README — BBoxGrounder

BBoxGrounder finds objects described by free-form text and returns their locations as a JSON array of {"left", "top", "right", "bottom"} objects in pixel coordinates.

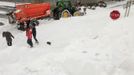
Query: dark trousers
[
  {"left": 7, "top": 41, "right": 12, "bottom": 46},
  {"left": 33, "top": 33, "right": 38, "bottom": 43},
  {"left": 27, "top": 39, "right": 33, "bottom": 47}
]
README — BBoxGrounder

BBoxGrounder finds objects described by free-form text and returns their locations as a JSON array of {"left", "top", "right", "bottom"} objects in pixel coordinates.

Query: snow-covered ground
[{"left": 0, "top": 1, "right": 134, "bottom": 75}]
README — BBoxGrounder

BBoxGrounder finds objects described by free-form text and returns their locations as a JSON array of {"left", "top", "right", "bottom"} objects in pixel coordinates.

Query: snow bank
[
  {"left": 0, "top": 11, "right": 8, "bottom": 14},
  {"left": 0, "top": 1, "right": 15, "bottom": 7}
]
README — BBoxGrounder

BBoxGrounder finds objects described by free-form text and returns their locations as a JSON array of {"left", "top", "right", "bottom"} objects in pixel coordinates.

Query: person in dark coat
[
  {"left": 32, "top": 26, "right": 39, "bottom": 43},
  {"left": 29, "top": 20, "right": 39, "bottom": 43},
  {"left": 2, "top": 31, "right": 14, "bottom": 46}
]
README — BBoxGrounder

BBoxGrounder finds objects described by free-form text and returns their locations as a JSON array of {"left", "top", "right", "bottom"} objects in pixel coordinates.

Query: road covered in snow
[{"left": 0, "top": 1, "right": 134, "bottom": 75}]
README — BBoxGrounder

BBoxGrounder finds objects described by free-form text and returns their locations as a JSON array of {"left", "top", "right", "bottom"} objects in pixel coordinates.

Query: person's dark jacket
[
  {"left": 29, "top": 20, "right": 37, "bottom": 35},
  {"left": 2, "top": 31, "right": 14, "bottom": 42},
  {"left": 29, "top": 20, "right": 39, "bottom": 43}
]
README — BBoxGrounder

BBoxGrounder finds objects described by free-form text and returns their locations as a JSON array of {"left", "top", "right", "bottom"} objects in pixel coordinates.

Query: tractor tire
[
  {"left": 61, "top": 9, "right": 71, "bottom": 18},
  {"left": 73, "top": 11, "right": 81, "bottom": 16},
  {"left": 7, "top": 12, "right": 16, "bottom": 24},
  {"left": 8, "top": 15, "right": 16, "bottom": 24},
  {"left": 53, "top": 12, "right": 60, "bottom": 20}
]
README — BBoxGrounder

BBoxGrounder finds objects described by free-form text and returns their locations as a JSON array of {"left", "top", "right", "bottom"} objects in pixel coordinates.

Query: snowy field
[{"left": 0, "top": 1, "right": 134, "bottom": 75}]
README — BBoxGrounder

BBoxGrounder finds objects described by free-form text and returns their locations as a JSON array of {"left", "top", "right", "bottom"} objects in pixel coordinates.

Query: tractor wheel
[
  {"left": 61, "top": 9, "right": 71, "bottom": 18},
  {"left": 7, "top": 12, "right": 16, "bottom": 24},
  {"left": 8, "top": 15, "right": 15, "bottom": 24},
  {"left": 73, "top": 11, "right": 81, "bottom": 16}
]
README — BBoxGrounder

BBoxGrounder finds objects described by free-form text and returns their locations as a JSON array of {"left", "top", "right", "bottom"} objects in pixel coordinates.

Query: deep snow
[{"left": 0, "top": 1, "right": 134, "bottom": 75}]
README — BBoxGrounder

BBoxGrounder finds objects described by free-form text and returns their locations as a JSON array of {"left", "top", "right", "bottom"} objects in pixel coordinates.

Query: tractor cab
[{"left": 56, "top": 0, "right": 72, "bottom": 9}]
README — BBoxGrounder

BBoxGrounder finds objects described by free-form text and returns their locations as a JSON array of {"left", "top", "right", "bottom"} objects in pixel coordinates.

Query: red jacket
[{"left": 26, "top": 28, "right": 32, "bottom": 39}]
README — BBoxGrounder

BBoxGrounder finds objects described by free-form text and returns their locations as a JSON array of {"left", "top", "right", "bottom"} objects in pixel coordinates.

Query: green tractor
[{"left": 52, "top": 0, "right": 80, "bottom": 20}]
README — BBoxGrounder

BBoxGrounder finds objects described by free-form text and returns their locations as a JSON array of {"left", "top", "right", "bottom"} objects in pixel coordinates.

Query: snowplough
[
  {"left": 7, "top": 2, "right": 51, "bottom": 24},
  {"left": 7, "top": 2, "right": 51, "bottom": 30}
]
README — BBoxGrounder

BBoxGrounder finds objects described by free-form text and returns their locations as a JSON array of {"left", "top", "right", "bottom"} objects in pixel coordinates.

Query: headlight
[{"left": 14, "top": 9, "right": 21, "bottom": 13}]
